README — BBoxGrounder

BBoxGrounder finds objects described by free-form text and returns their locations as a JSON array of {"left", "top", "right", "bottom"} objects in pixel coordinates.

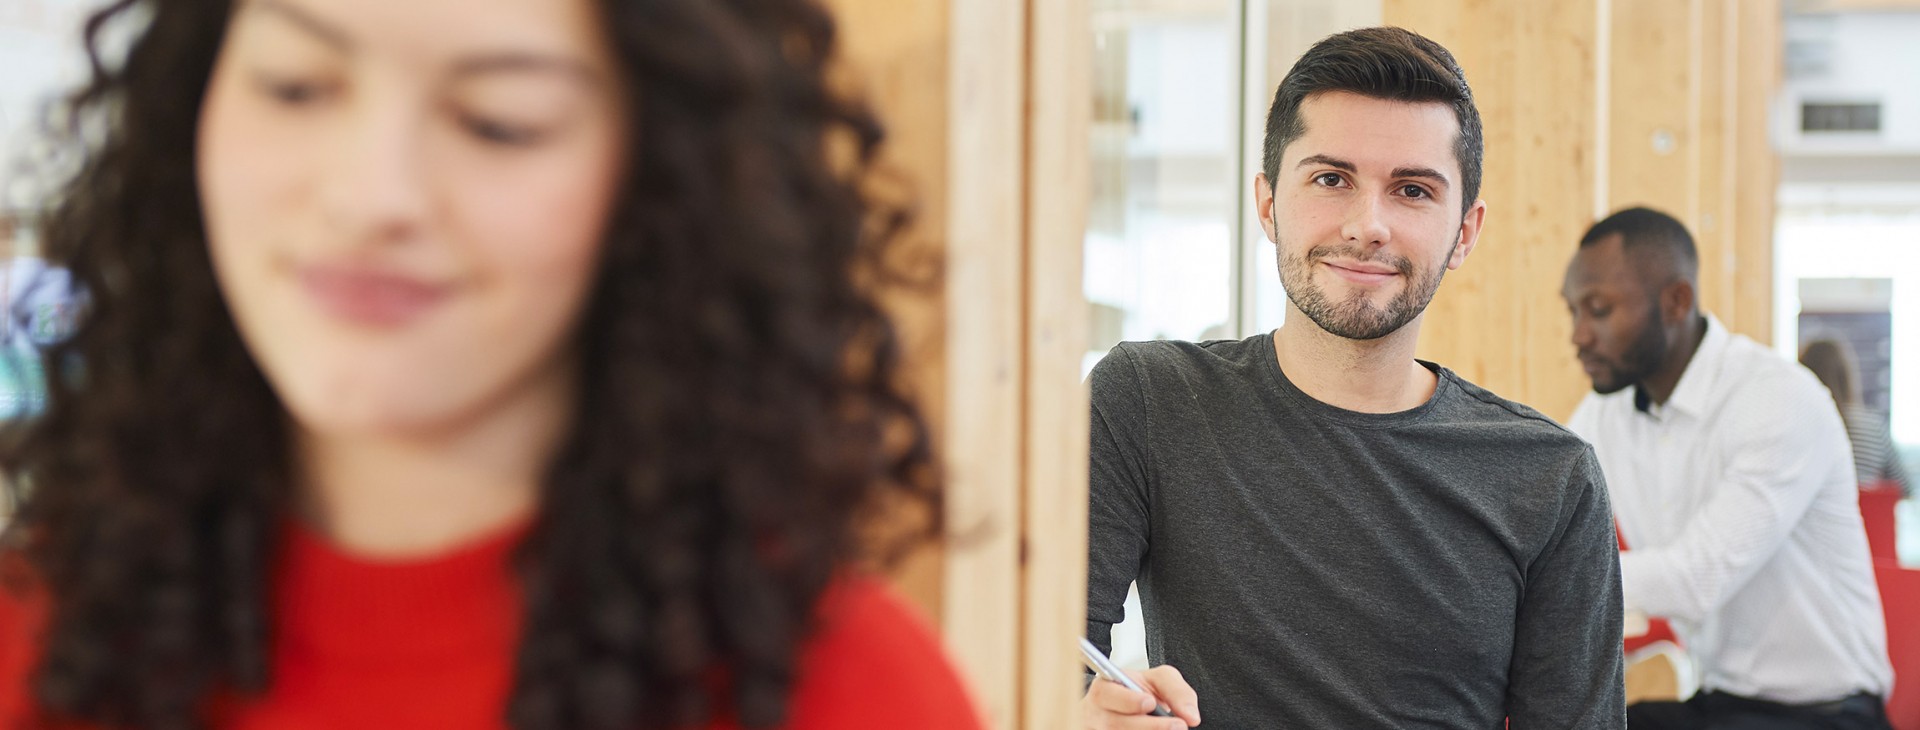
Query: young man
[
  {"left": 1563, "top": 207, "right": 1893, "bottom": 730},
  {"left": 1083, "top": 27, "right": 1625, "bottom": 729}
]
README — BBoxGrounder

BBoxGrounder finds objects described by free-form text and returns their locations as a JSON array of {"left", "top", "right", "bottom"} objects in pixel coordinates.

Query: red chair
[
  {"left": 1619, "top": 523, "right": 1680, "bottom": 655},
  {"left": 1878, "top": 560, "right": 1920, "bottom": 729},
  {"left": 1862, "top": 488, "right": 1903, "bottom": 562},
  {"left": 1625, "top": 618, "right": 1679, "bottom": 656}
]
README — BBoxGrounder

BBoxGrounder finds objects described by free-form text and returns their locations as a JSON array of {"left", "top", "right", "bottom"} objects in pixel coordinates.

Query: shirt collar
[{"left": 1635, "top": 314, "right": 1727, "bottom": 420}]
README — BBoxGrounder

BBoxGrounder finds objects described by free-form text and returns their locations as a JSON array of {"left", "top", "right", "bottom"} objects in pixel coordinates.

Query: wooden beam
[
  {"left": 1733, "top": 0, "right": 1782, "bottom": 345},
  {"left": 1022, "top": 0, "right": 1091, "bottom": 725},
  {"left": 942, "top": 0, "right": 1026, "bottom": 724},
  {"left": 1610, "top": 0, "right": 1702, "bottom": 225}
]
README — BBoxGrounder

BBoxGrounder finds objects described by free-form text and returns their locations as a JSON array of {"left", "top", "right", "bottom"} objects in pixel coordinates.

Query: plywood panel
[
  {"left": 1022, "top": 0, "right": 1091, "bottom": 725},
  {"left": 830, "top": 0, "right": 1096, "bottom": 726},
  {"left": 1697, "top": 0, "right": 1740, "bottom": 330},
  {"left": 1386, "top": 0, "right": 1601, "bottom": 422},
  {"left": 1733, "top": 0, "right": 1781, "bottom": 345},
  {"left": 943, "top": 0, "right": 1027, "bottom": 724},
  {"left": 1607, "top": 0, "right": 1777, "bottom": 345},
  {"left": 1610, "top": 0, "right": 1702, "bottom": 226},
  {"left": 1389, "top": 0, "right": 1781, "bottom": 421},
  {"left": 821, "top": 0, "right": 956, "bottom": 626}
]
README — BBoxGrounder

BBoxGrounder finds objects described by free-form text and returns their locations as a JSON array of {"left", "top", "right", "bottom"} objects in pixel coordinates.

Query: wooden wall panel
[
  {"left": 821, "top": 0, "right": 957, "bottom": 627},
  {"left": 1698, "top": 0, "right": 1740, "bottom": 330},
  {"left": 1022, "top": 0, "right": 1092, "bottom": 725},
  {"left": 1385, "top": 0, "right": 1601, "bottom": 422},
  {"left": 1387, "top": 0, "right": 1781, "bottom": 420},
  {"left": 1733, "top": 0, "right": 1781, "bottom": 345},
  {"left": 939, "top": 0, "right": 1027, "bottom": 724},
  {"left": 1609, "top": 0, "right": 1702, "bottom": 224},
  {"left": 826, "top": 0, "right": 1091, "bottom": 726},
  {"left": 1607, "top": 0, "right": 1779, "bottom": 345}
]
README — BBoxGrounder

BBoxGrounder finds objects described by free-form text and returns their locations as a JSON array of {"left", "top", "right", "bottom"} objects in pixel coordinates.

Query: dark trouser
[{"left": 1629, "top": 691, "right": 1892, "bottom": 730}]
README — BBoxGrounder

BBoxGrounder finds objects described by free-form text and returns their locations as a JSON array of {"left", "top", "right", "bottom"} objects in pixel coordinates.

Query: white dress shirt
[{"left": 1568, "top": 315, "right": 1892, "bottom": 704}]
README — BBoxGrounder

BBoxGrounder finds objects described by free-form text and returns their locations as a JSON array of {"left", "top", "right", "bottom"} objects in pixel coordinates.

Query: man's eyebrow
[
  {"left": 1295, "top": 154, "right": 1355, "bottom": 173},
  {"left": 248, "top": 0, "right": 354, "bottom": 52},
  {"left": 1392, "top": 166, "right": 1451, "bottom": 188}
]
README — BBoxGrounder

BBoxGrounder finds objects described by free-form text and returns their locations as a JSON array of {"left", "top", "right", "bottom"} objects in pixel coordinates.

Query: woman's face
[{"left": 197, "top": 0, "right": 627, "bottom": 438}]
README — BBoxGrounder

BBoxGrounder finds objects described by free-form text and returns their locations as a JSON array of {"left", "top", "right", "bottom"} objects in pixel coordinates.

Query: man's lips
[{"left": 1322, "top": 259, "right": 1399, "bottom": 285}]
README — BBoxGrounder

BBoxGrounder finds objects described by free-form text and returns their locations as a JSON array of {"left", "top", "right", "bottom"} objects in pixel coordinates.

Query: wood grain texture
[
  {"left": 943, "top": 0, "right": 1028, "bottom": 725},
  {"left": 1608, "top": 0, "right": 1779, "bottom": 344},
  {"left": 1384, "top": 0, "right": 1600, "bottom": 422},
  {"left": 1388, "top": 0, "right": 1781, "bottom": 420},
  {"left": 1733, "top": 0, "right": 1781, "bottom": 345},
  {"left": 829, "top": 0, "right": 1094, "bottom": 726},
  {"left": 1698, "top": 0, "right": 1738, "bottom": 331},
  {"left": 821, "top": 0, "right": 958, "bottom": 627},
  {"left": 1610, "top": 0, "right": 1701, "bottom": 225},
  {"left": 1022, "top": 0, "right": 1092, "bottom": 726}
]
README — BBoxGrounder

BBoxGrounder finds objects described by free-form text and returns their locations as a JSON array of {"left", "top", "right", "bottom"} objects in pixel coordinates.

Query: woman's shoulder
[{"left": 779, "top": 576, "right": 985, "bottom": 730}]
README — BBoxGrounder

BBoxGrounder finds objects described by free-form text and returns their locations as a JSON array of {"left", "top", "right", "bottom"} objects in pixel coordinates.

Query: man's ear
[
  {"left": 1253, "top": 173, "right": 1279, "bottom": 244},
  {"left": 1448, "top": 199, "right": 1488, "bottom": 271},
  {"left": 1661, "top": 278, "right": 1696, "bottom": 325}
]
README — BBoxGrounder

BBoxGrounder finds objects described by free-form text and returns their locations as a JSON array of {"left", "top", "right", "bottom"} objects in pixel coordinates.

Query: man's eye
[
  {"left": 1314, "top": 173, "right": 1344, "bottom": 187},
  {"left": 1400, "top": 184, "right": 1429, "bottom": 199}
]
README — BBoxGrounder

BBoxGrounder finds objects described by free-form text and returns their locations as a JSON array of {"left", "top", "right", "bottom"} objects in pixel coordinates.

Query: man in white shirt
[{"left": 1563, "top": 207, "right": 1893, "bottom": 729}]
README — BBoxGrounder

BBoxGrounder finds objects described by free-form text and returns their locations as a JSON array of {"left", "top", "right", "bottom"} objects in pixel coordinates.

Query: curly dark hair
[{"left": 0, "top": 0, "right": 941, "bottom": 728}]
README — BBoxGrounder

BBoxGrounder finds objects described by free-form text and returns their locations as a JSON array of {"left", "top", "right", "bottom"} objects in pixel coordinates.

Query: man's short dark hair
[
  {"left": 1579, "top": 206, "right": 1700, "bottom": 286},
  {"left": 1261, "top": 26, "right": 1483, "bottom": 214}
]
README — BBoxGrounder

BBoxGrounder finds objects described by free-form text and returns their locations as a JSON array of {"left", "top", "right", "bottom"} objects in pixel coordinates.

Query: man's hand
[{"left": 1081, "top": 665, "right": 1201, "bottom": 729}]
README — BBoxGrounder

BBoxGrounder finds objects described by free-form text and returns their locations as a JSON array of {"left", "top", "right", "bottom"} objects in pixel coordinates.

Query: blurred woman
[
  {"left": 0, "top": 0, "right": 982, "bottom": 728},
  {"left": 1801, "top": 338, "right": 1912, "bottom": 496}
]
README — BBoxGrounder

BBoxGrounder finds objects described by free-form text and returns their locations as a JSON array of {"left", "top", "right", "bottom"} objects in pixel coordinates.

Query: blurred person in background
[
  {"left": 1801, "top": 338, "right": 1912, "bottom": 496},
  {"left": 0, "top": 0, "right": 984, "bottom": 728},
  {"left": 1564, "top": 207, "right": 1892, "bottom": 730}
]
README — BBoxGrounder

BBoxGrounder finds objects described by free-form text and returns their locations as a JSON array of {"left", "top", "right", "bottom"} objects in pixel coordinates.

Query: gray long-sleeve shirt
[{"left": 1087, "top": 334, "right": 1625, "bottom": 728}]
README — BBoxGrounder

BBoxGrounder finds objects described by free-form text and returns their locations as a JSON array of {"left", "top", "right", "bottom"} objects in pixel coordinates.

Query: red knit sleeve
[
  {"left": 0, "top": 558, "right": 48, "bottom": 729},
  {"left": 779, "top": 577, "right": 986, "bottom": 730}
]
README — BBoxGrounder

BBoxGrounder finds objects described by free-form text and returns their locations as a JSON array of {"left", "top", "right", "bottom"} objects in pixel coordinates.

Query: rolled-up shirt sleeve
[{"left": 1614, "top": 372, "right": 1847, "bottom": 624}]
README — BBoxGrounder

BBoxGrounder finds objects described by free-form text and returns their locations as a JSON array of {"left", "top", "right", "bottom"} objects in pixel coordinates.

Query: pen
[{"left": 1078, "top": 637, "right": 1174, "bottom": 718}]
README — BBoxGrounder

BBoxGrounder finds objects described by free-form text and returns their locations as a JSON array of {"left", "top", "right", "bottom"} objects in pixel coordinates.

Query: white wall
[
  {"left": 1774, "top": 211, "right": 1920, "bottom": 449},
  {"left": 0, "top": 0, "right": 105, "bottom": 214},
  {"left": 1779, "top": 11, "right": 1920, "bottom": 154}
]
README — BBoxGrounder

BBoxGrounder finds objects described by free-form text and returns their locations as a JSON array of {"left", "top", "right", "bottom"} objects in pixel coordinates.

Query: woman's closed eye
[
  {"left": 457, "top": 113, "right": 552, "bottom": 147},
  {"left": 252, "top": 71, "right": 341, "bottom": 107}
]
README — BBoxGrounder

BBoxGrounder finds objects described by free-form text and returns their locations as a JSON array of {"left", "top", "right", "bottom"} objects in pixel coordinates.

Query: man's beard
[
  {"left": 1584, "top": 308, "right": 1668, "bottom": 394},
  {"left": 1277, "top": 237, "right": 1455, "bottom": 341}
]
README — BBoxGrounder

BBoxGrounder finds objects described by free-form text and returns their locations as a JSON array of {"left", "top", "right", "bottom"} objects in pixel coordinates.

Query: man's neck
[
  {"left": 1271, "top": 309, "right": 1437, "bottom": 414},
  {"left": 1638, "top": 314, "right": 1708, "bottom": 406}
]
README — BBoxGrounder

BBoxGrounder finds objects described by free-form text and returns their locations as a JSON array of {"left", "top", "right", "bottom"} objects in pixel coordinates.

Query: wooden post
[{"left": 824, "top": 0, "right": 1090, "bottom": 726}]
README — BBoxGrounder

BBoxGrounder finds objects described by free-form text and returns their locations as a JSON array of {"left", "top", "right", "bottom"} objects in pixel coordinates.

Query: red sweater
[{"left": 0, "top": 522, "right": 985, "bottom": 730}]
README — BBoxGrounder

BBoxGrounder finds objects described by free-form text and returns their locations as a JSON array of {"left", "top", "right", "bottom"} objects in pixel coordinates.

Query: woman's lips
[{"left": 297, "top": 264, "right": 452, "bottom": 327}]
